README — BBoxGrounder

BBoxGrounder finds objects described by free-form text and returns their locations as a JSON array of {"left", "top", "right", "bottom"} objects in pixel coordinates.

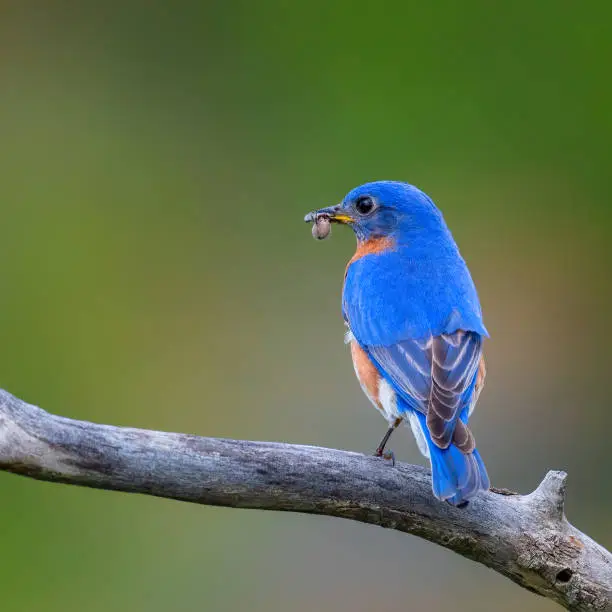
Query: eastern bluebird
[{"left": 305, "top": 181, "right": 490, "bottom": 506}]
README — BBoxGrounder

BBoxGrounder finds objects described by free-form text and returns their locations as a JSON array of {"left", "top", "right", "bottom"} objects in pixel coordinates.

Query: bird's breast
[
  {"left": 350, "top": 339, "right": 400, "bottom": 423},
  {"left": 350, "top": 341, "right": 381, "bottom": 408},
  {"left": 345, "top": 236, "right": 395, "bottom": 278}
]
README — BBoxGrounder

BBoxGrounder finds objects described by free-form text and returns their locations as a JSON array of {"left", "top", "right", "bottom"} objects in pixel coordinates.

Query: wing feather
[{"left": 368, "top": 331, "right": 483, "bottom": 450}]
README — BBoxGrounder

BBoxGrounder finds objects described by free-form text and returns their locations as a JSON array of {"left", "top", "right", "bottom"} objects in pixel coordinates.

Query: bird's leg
[
  {"left": 374, "top": 417, "right": 402, "bottom": 465},
  {"left": 374, "top": 427, "right": 395, "bottom": 456}
]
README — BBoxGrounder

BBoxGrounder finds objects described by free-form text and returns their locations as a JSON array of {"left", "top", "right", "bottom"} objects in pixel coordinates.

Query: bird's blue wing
[
  {"left": 368, "top": 331, "right": 483, "bottom": 450},
  {"left": 366, "top": 338, "right": 432, "bottom": 410}
]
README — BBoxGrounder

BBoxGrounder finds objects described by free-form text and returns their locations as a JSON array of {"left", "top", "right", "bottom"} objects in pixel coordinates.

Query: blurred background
[{"left": 0, "top": 1, "right": 610, "bottom": 610}]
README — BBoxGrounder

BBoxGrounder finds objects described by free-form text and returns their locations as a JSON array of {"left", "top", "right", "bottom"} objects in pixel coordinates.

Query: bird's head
[{"left": 305, "top": 181, "right": 447, "bottom": 244}]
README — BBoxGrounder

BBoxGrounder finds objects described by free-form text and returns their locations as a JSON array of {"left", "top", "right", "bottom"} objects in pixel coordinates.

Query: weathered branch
[{"left": 0, "top": 389, "right": 609, "bottom": 610}]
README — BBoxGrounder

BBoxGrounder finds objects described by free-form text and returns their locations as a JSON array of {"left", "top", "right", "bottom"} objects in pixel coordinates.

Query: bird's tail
[{"left": 414, "top": 411, "right": 489, "bottom": 506}]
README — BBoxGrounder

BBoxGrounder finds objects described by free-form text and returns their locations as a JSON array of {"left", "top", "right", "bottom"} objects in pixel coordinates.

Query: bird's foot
[
  {"left": 446, "top": 499, "right": 469, "bottom": 509},
  {"left": 373, "top": 449, "right": 396, "bottom": 467}
]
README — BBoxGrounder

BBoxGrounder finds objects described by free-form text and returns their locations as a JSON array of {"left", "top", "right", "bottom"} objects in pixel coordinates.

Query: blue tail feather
[{"left": 414, "top": 411, "right": 489, "bottom": 505}]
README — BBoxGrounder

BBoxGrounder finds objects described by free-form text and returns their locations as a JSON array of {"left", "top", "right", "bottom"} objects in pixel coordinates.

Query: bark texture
[{"left": 0, "top": 389, "right": 609, "bottom": 610}]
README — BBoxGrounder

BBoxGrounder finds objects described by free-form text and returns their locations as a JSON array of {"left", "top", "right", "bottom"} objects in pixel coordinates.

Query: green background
[{"left": 1, "top": 2, "right": 610, "bottom": 611}]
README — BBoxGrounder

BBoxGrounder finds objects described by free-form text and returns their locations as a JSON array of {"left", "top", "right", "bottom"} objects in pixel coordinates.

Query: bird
[{"left": 305, "top": 181, "right": 490, "bottom": 506}]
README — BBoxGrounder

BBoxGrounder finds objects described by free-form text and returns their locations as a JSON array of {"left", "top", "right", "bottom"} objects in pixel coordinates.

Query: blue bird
[{"left": 305, "top": 181, "right": 490, "bottom": 506}]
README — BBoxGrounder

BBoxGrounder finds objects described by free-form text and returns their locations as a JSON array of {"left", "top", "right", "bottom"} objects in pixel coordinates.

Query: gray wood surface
[{"left": 0, "top": 388, "right": 609, "bottom": 610}]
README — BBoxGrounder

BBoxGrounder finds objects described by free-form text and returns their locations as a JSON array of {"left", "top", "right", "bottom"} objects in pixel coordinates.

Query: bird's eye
[{"left": 355, "top": 196, "right": 375, "bottom": 215}]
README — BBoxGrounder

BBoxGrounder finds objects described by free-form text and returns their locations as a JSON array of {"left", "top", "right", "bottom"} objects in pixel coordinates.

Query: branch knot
[{"left": 528, "top": 470, "right": 568, "bottom": 521}]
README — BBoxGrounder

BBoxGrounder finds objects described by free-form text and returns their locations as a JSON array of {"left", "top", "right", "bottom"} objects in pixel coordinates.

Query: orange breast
[
  {"left": 350, "top": 340, "right": 382, "bottom": 409},
  {"left": 344, "top": 236, "right": 395, "bottom": 285},
  {"left": 348, "top": 236, "right": 395, "bottom": 266},
  {"left": 475, "top": 355, "right": 486, "bottom": 395}
]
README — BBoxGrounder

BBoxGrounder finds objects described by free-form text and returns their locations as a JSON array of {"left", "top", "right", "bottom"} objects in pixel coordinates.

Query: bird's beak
[{"left": 304, "top": 204, "right": 354, "bottom": 225}]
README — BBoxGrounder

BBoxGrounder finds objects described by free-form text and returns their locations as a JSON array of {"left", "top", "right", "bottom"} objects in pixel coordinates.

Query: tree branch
[{"left": 0, "top": 388, "right": 609, "bottom": 611}]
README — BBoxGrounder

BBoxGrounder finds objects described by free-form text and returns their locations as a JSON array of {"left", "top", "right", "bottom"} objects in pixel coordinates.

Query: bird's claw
[
  {"left": 373, "top": 449, "right": 396, "bottom": 467},
  {"left": 382, "top": 450, "right": 396, "bottom": 466},
  {"left": 446, "top": 499, "right": 470, "bottom": 509}
]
